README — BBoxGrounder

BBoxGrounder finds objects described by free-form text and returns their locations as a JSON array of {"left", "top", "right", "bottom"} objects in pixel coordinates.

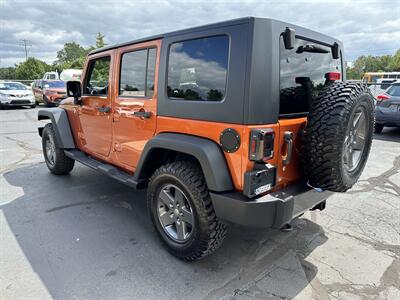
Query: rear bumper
[
  {"left": 375, "top": 107, "right": 400, "bottom": 126},
  {"left": 210, "top": 183, "right": 333, "bottom": 228}
]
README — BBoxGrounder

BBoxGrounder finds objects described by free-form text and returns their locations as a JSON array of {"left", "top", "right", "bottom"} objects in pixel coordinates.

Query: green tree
[
  {"left": 346, "top": 67, "right": 362, "bottom": 80},
  {"left": 95, "top": 32, "right": 106, "bottom": 49},
  {"left": 388, "top": 50, "right": 400, "bottom": 71},
  {"left": 207, "top": 89, "right": 223, "bottom": 100},
  {"left": 55, "top": 42, "right": 88, "bottom": 70},
  {"left": 87, "top": 32, "right": 107, "bottom": 53},
  {"left": 0, "top": 67, "right": 16, "bottom": 80},
  {"left": 56, "top": 42, "right": 87, "bottom": 64},
  {"left": 14, "top": 57, "right": 51, "bottom": 80}
]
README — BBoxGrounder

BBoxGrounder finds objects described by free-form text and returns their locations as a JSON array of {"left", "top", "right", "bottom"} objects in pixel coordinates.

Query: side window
[
  {"left": 146, "top": 48, "right": 156, "bottom": 97},
  {"left": 84, "top": 56, "right": 111, "bottom": 96},
  {"left": 119, "top": 48, "right": 157, "bottom": 98},
  {"left": 167, "top": 35, "right": 229, "bottom": 101}
]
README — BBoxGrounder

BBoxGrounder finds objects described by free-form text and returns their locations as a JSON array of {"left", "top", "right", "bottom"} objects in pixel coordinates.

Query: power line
[{"left": 19, "top": 39, "right": 32, "bottom": 61}]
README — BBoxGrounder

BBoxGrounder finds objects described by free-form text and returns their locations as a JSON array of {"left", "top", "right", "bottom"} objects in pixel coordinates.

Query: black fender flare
[
  {"left": 134, "top": 133, "right": 234, "bottom": 192},
  {"left": 38, "top": 108, "right": 75, "bottom": 149}
]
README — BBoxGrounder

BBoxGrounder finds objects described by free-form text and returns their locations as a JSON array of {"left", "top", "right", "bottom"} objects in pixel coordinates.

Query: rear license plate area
[{"left": 243, "top": 164, "right": 276, "bottom": 198}]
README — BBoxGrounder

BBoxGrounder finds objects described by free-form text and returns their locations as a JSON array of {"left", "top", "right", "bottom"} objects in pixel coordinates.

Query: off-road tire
[
  {"left": 374, "top": 123, "right": 383, "bottom": 134},
  {"left": 302, "top": 82, "right": 374, "bottom": 192},
  {"left": 147, "top": 161, "right": 227, "bottom": 261},
  {"left": 42, "top": 123, "right": 75, "bottom": 175}
]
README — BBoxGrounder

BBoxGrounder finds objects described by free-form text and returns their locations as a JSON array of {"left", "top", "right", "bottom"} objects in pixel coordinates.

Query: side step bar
[{"left": 64, "top": 149, "right": 141, "bottom": 189}]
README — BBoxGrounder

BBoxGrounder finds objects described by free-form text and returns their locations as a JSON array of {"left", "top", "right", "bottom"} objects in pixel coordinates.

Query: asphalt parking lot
[{"left": 1, "top": 106, "right": 399, "bottom": 300}]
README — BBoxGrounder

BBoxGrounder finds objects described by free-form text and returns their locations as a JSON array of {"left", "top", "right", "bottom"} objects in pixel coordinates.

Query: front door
[
  {"left": 79, "top": 52, "right": 114, "bottom": 158},
  {"left": 112, "top": 40, "right": 160, "bottom": 170},
  {"left": 33, "top": 80, "right": 42, "bottom": 101}
]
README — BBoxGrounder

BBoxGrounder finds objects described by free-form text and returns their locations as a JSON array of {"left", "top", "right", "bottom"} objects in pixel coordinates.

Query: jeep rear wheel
[
  {"left": 302, "top": 82, "right": 374, "bottom": 192},
  {"left": 147, "top": 161, "right": 227, "bottom": 261},
  {"left": 42, "top": 123, "right": 75, "bottom": 175}
]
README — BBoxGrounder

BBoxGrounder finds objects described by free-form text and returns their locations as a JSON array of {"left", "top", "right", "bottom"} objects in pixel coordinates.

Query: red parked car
[{"left": 32, "top": 80, "right": 67, "bottom": 107}]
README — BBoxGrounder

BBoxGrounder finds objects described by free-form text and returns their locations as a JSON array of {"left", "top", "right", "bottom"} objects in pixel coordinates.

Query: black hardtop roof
[
  {"left": 89, "top": 17, "right": 252, "bottom": 55},
  {"left": 89, "top": 17, "right": 340, "bottom": 55}
]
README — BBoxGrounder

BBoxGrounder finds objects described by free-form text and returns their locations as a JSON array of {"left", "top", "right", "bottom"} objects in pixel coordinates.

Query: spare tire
[{"left": 302, "top": 82, "right": 374, "bottom": 192}]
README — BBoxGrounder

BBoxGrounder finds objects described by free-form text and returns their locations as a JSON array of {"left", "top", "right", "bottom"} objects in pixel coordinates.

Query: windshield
[
  {"left": 0, "top": 82, "right": 28, "bottom": 90},
  {"left": 44, "top": 81, "right": 66, "bottom": 88},
  {"left": 387, "top": 85, "right": 400, "bottom": 97}
]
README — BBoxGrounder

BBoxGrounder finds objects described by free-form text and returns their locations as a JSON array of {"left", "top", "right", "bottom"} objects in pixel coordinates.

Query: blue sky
[{"left": 0, "top": 0, "right": 399, "bottom": 67}]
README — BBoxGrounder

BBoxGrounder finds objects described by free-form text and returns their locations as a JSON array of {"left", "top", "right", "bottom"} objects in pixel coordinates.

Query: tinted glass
[
  {"left": 0, "top": 82, "right": 28, "bottom": 90},
  {"left": 387, "top": 85, "right": 400, "bottom": 97},
  {"left": 146, "top": 48, "right": 156, "bottom": 97},
  {"left": 280, "top": 37, "right": 342, "bottom": 115},
  {"left": 167, "top": 35, "right": 229, "bottom": 101},
  {"left": 371, "top": 75, "right": 381, "bottom": 83},
  {"left": 119, "top": 48, "right": 157, "bottom": 98},
  {"left": 85, "top": 56, "right": 110, "bottom": 96},
  {"left": 120, "top": 49, "right": 147, "bottom": 97}
]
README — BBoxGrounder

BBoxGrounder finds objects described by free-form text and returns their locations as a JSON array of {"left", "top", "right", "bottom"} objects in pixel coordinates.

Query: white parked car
[
  {"left": 0, "top": 81, "right": 36, "bottom": 109},
  {"left": 42, "top": 72, "right": 59, "bottom": 80}
]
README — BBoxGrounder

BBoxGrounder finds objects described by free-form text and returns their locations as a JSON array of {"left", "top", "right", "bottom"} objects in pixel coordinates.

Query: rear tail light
[
  {"left": 249, "top": 129, "right": 274, "bottom": 161},
  {"left": 376, "top": 94, "right": 390, "bottom": 101},
  {"left": 325, "top": 72, "right": 341, "bottom": 81}
]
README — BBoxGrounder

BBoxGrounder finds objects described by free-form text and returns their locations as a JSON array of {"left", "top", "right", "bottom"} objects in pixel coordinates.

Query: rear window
[
  {"left": 280, "top": 37, "right": 342, "bottom": 116},
  {"left": 167, "top": 35, "right": 229, "bottom": 101},
  {"left": 44, "top": 81, "right": 65, "bottom": 88},
  {"left": 387, "top": 85, "right": 400, "bottom": 97}
]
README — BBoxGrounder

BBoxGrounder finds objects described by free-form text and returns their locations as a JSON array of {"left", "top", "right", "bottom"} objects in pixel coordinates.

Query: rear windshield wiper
[{"left": 296, "top": 44, "right": 329, "bottom": 54}]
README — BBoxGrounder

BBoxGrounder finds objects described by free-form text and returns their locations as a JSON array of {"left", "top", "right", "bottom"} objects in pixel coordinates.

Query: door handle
[
  {"left": 132, "top": 111, "right": 152, "bottom": 119},
  {"left": 97, "top": 106, "right": 111, "bottom": 113},
  {"left": 283, "top": 131, "right": 293, "bottom": 166}
]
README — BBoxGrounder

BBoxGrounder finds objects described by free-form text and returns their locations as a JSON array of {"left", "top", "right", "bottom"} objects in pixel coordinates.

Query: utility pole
[{"left": 19, "top": 39, "right": 32, "bottom": 61}]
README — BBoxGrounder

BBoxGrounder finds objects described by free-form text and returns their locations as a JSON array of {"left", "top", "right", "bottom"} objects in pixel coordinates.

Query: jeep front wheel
[
  {"left": 42, "top": 123, "right": 75, "bottom": 175},
  {"left": 147, "top": 161, "right": 227, "bottom": 261}
]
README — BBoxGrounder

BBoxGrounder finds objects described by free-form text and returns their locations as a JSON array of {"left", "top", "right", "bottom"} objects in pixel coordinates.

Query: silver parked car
[
  {"left": 375, "top": 81, "right": 400, "bottom": 133},
  {"left": 0, "top": 81, "right": 36, "bottom": 109}
]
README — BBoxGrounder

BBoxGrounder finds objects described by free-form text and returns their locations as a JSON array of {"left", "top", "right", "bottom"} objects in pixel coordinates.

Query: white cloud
[{"left": 0, "top": 0, "right": 399, "bottom": 68}]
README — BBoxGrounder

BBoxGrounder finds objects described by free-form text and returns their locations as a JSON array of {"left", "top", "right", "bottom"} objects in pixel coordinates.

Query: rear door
[
  {"left": 277, "top": 36, "right": 342, "bottom": 187},
  {"left": 112, "top": 40, "right": 160, "bottom": 170}
]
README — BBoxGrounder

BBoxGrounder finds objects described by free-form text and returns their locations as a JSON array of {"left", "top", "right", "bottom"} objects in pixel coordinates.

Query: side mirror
[{"left": 66, "top": 81, "right": 82, "bottom": 105}]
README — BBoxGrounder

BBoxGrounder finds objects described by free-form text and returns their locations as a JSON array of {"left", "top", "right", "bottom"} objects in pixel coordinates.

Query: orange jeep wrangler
[{"left": 38, "top": 18, "right": 374, "bottom": 261}]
